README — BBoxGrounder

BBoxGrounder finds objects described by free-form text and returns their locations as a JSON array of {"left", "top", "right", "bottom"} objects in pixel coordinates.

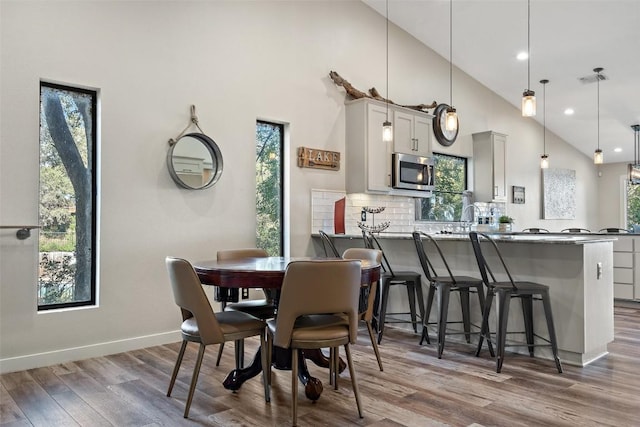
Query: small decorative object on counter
[
  {"left": 358, "top": 206, "right": 388, "bottom": 233},
  {"left": 498, "top": 215, "right": 514, "bottom": 232}
]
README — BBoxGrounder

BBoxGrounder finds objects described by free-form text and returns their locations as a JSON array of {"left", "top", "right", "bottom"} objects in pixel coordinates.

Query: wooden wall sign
[{"left": 297, "top": 147, "right": 340, "bottom": 171}]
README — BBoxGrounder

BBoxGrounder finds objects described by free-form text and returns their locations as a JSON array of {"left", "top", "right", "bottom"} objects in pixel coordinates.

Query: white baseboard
[{"left": 0, "top": 330, "right": 182, "bottom": 374}]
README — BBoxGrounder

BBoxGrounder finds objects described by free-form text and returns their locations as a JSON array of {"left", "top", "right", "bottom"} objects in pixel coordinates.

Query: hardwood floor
[{"left": 2, "top": 302, "right": 639, "bottom": 427}]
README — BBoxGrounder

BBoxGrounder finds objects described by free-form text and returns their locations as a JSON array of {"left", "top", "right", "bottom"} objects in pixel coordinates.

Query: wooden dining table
[{"left": 193, "top": 256, "right": 381, "bottom": 401}]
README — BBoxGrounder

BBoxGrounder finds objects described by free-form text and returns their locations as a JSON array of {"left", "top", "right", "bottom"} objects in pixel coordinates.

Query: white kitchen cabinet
[
  {"left": 472, "top": 130, "right": 507, "bottom": 202},
  {"left": 345, "top": 98, "right": 392, "bottom": 194},
  {"left": 393, "top": 109, "right": 431, "bottom": 157},
  {"left": 613, "top": 235, "right": 640, "bottom": 300}
]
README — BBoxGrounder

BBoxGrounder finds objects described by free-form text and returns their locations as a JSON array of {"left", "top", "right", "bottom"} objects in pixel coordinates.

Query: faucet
[{"left": 461, "top": 205, "right": 481, "bottom": 232}]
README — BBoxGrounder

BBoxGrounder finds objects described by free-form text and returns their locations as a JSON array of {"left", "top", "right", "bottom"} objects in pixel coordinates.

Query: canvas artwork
[{"left": 542, "top": 168, "right": 576, "bottom": 219}]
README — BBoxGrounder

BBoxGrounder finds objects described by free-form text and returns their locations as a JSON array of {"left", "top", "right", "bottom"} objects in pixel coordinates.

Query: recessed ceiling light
[
  {"left": 614, "top": 147, "right": 622, "bottom": 153},
  {"left": 516, "top": 52, "right": 528, "bottom": 61},
  {"left": 564, "top": 108, "right": 575, "bottom": 115}
]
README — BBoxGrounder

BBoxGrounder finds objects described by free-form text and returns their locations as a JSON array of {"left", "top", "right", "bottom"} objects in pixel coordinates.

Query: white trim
[
  {"left": 0, "top": 330, "right": 181, "bottom": 374},
  {"left": 620, "top": 174, "right": 628, "bottom": 228}
]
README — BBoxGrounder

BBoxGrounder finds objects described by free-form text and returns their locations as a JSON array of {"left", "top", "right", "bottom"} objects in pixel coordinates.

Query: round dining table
[{"left": 193, "top": 256, "right": 381, "bottom": 400}]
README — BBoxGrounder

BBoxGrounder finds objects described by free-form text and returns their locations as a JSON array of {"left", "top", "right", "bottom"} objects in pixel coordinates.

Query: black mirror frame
[{"left": 166, "top": 132, "right": 223, "bottom": 190}]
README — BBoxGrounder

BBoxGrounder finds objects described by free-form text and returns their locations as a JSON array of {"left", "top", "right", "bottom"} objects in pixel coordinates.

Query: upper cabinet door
[{"left": 393, "top": 109, "right": 432, "bottom": 157}]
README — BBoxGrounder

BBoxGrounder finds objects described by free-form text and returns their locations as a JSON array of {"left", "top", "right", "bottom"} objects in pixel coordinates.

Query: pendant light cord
[
  {"left": 527, "top": 0, "right": 531, "bottom": 91},
  {"left": 386, "top": 0, "right": 389, "bottom": 121},
  {"left": 597, "top": 70, "right": 600, "bottom": 151},
  {"left": 449, "top": 0, "right": 453, "bottom": 106},
  {"left": 543, "top": 82, "right": 546, "bottom": 153}
]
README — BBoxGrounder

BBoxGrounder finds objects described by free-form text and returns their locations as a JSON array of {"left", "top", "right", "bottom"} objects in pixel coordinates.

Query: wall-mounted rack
[{"left": 0, "top": 225, "right": 40, "bottom": 240}]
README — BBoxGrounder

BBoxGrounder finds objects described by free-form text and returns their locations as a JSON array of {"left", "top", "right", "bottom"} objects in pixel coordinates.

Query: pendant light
[
  {"left": 521, "top": 0, "right": 536, "bottom": 117},
  {"left": 445, "top": 0, "right": 458, "bottom": 131},
  {"left": 382, "top": 0, "right": 393, "bottom": 142},
  {"left": 630, "top": 124, "right": 640, "bottom": 184},
  {"left": 594, "top": 67, "right": 604, "bottom": 164},
  {"left": 540, "top": 79, "right": 549, "bottom": 169}
]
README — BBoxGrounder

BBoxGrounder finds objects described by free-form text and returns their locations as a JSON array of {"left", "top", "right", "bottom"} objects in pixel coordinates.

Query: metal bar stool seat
[
  {"left": 412, "top": 231, "right": 486, "bottom": 358},
  {"left": 363, "top": 232, "right": 424, "bottom": 344},
  {"left": 469, "top": 232, "right": 563, "bottom": 373}
]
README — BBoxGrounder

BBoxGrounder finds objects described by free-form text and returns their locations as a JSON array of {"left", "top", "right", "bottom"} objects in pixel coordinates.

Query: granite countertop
[{"left": 318, "top": 231, "right": 618, "bottom": 245}]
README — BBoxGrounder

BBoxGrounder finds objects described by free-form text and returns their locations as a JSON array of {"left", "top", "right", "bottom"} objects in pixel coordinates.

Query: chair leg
[
  {"left": 344, "top": 343, "right": 363, "bottom": 419},
  {"left": 475, "top": 284, "right": 494, "bottom": 356},
  {"left": 215, "top": 342, "right": 224, "bottom": 366},
  {"left": 366, "top": 320, "right": 384, "bottom": 371},
  {"left": 167, "top": 340, "right": 187, "bottom": 397},
  {"left": 476, "top": 291, "right": 494, "bottom": 357},
  {"left": 260, "top": 333, "right": 270, "bottom": 402},
  {"left": 378, "top": 279, "right": 391, "bottom": 344},
  {"left": 521, "top": 295, "right": 535, "bottom": 356},
  {"left": 234, "top": 339, "right": 244, "bottom": 369},
  {"left": 541, "top": 290, "right": 563, "bottom": 373},
  {"left": 460, "top": 288, "right": 471, "bottom": 343},
  {"left": 266, "top": 332, "right": 273, "bottom": 388},
  {"left": 495, "top": 290, "right": 511, "bottom": 373},
  {"left": 421, "top": 284, "right": 436, "bottom": 345},
  {"left": 333, "top": 347, "right": 339, "bottom": 390},
  {"left": 292, "top": 348, "right": 299, "bottom": 427},
  {"left": 436, "top": 283, "right": 451, "bottom": 359},
  {"left": 406, "top": 281, "right": 418, "bottom": 333},
  {"left": 414, "top": 277, "right": 426, "bottom": 325},
  {"left": 184, "top": 343, "right": 206, "bottom": 418}
]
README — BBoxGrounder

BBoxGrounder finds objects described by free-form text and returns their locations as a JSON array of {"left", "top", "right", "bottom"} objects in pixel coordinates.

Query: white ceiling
[{"left": 362, "top": 0, "right": 640, "bottom": 164}]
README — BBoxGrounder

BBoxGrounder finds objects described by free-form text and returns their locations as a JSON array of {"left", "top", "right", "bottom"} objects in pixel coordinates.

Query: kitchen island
[{"left": 313, "top": 232, "right": 615, "bottom": 367}]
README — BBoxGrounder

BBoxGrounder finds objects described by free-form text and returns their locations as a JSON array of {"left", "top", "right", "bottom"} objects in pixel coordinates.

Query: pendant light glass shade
[
  {"left": 382, "top": 121, "right": 393, "bottom": 142},
  {"left": 594, "top": 149, "right": 603, "bottom": 164},
  {"left": 629, "top": 124, "right": 640, "bottom": 184},
  {"left": 594, "top": 67, "right": 603, "bottom": 165},
  {"left": 540, "top": 154, "right": 549, "bottom": 169},
  {"left": 445, "top": 107, "right": 457, "bottom": 131},
  {"left": 540, "top": 79, "right": 549, "bottom": 169},
  {"left": 522, "top": 90, "right": 536, "bottom": 117},
  {"left": 382, "top": 0, "right": 393, "bottom": 143},
  {"left": 521, "top": 0, "right": 536, "bottom": 117}
]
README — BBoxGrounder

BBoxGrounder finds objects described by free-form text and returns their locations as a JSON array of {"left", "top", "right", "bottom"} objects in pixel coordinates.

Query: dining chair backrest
[
  {"left": 273, "top": 260, "right": 361, "bottom": 348},
  {"left": 217, "top": 248, "right": 269, "bottom": 260},
  {"left": 599, "top": 228, "right": 629, "bottom": 233},
  {"left": 319, "top": 230, "right": 340, "bottom": 257},
  {"left": 165, "top": 257, "right": 225, "bottom": 345},
  {"left": 412, "top": 231, "right": 455, "bottom": 283},
  {"left": 362, "top": 231, "right": 393, "bottom": 276},
  {"left": 342, "top": 247, "right": 382, "bottom": 266},
  {"left": 468, "top": 232, "right": 517, "bottom": 290},
  {"left": 522, "top": 228, "right": 550, "bottom": 233}
]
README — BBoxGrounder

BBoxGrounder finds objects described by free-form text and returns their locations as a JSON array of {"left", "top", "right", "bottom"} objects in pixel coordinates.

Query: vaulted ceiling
[{"left": 362, "top": 0, "right": 640, "bottom": 164}]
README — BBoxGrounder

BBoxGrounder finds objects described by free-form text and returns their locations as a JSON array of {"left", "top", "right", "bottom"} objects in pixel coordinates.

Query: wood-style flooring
[{"left": 2, "top": 301, "right": 639, "bottom": 426}]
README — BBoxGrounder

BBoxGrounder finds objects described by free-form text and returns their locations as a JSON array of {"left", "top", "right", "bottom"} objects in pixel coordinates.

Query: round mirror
[{"left": 167, "top": 133, "right": 223, "bottom": 189}]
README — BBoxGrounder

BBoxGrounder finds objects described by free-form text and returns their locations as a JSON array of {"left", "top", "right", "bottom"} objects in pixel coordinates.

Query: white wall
[{"left": 0, "top": 0, "right": 600, "bottom": 373}]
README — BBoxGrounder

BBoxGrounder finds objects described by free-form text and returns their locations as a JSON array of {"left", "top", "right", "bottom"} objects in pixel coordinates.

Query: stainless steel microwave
[{"left": 392, "top": 152, "right": 435, "bottom": 192}]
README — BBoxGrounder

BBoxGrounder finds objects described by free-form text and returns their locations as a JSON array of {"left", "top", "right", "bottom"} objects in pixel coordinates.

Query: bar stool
[
  {"left": 522, "top": 228, "right": 549, "bottom": 233},
  {"left": 363, "top": 232, "right": 424, "bottom": 344},
  {"left": 561, "top": 228, "right": 591, "bottom": 233},
  {"left": 469, "top": 232, "right": 562, "bottom": 373},
  {"left": 412, "top": 231, "right": 486, "bottom": 358},
  {"left": 318, "top": 230, "right": 340, "bottom": 257}
]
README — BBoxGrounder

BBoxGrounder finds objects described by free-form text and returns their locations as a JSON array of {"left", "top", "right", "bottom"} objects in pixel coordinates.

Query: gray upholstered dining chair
[
  {"left": 214, "top": 249, "right": 275, "bottom": 368},
  {"left": 265, "top": 259, "right": 363, "bottom": 426},
  {"left": 165, "top": 257, "right": 268, "bottom": 418},
  {"left": 342, "top": 247, "right": 384, "bottom": 371}
]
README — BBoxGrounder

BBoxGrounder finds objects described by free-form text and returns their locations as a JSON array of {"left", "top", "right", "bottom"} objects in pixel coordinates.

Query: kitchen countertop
[{"left": 317, "top": 231, "right": 618, "bottom": 245}]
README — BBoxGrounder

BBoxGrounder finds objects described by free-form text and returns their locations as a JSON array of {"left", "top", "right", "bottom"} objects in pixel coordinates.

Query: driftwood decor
[{"left": 329, "top": 70, "right": 437, "bottom": 113}]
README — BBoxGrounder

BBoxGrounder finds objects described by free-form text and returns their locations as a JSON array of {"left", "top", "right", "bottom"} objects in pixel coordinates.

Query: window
[
  {"left": 416, "top": 153, "right": 467, "bottom": 221},
  {"left": 256, "top": 121, "right": 284, "bottom": 256},
  {"left": 626, "top": 180, "right": 640, "bottom": 230},
  {"left": 38, "top": 82, "right": 97, "bottom": 310}
]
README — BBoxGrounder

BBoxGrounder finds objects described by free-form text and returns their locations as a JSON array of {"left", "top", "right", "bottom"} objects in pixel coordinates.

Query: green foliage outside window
[
  {"left": 417, "top": 153, "right": 467, "bottom": 221},
  {"left": 627, "top": 182, "right": 640, "bottom": 229},
  {"left": 256, "top": 121, "right": 283, "bottom": 256}
]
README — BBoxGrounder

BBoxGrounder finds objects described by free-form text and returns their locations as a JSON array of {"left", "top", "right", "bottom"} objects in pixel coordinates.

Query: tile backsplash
[{"left": 311, "top": 189, "right": 505, "bottom": 235}]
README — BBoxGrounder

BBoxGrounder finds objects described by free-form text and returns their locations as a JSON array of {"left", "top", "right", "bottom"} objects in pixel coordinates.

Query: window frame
[
  {"left": 415, "top": 152, "right": 468, "bottom": 222},
  {"left": 38, "top": 81, "right": 98, "bottom": 311}
]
